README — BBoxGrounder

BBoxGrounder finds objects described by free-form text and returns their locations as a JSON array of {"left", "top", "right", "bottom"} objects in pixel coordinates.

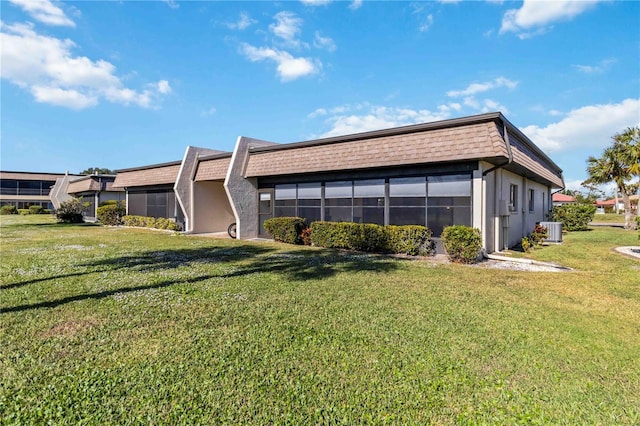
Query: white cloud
[
  {"left": 156, "top": 80, "right": 172, "bottom": 94},
  {"left": 0, "top": 22, "right": 170, "bottom": 109},
  {"left": 201, "top": 107, "right": 217, "bottom": 117},
  {"left": 226, "top": 12, "right": 257, "bottom": 30},
  {"left": 8, "top": 0, "right": 74, "bottom": 27},
  {"left": 300, "top": 0, "right": 332, "bottom": 6},
  {"left": 349, "top": 0, "right": 363, "bottom": 10},
  {"left": 240, "top": 43, "right": 320, "bottom": 82},
  {"left": 270, "top": 11, "right": 304, "bottom": 48},
  {"left": 521, "top": 99, "right": 640, "bottom": 152},
  {"left": 313, "top": 31, "right": 336, "bottom": 52},
  {"left": 419, "top": 14, "right": 434, "bottom": 32},
  {"left": 500, "top": 0, "right": 602, "bottom": 37},
  {"left": 309, "top": 103, "right": 452, "bottom": 138},
  {"left": 162, "top": 0, "right": 179, "bottom": 9},
  {"left": 447, "top": 77, "right": 518, "bottom": 97},
  {"left": 573, "top": 58, "right": 616, "bottom": 74}
]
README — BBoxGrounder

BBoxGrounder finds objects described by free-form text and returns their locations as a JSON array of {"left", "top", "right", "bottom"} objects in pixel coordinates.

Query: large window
[
  {"left": 427, "top": 175, "right": 471, "bottom": 237},
  {"left": 275, "top": 184, "right": 296, "bottom": 217},
  {"left": 325, "top": 181, "right": 353, "bottom": 222},
  {"left": 267, "top": 174, "right": 472, "bottom": 233},
  {"left": 389, "top": 177, "right": 426, "bottom": 226},
  {"left": 298, "top": 183, "right": 321, "bottom": 224},
  {"left": 354, "top": 179, "right": 385, "bottom": 225}
]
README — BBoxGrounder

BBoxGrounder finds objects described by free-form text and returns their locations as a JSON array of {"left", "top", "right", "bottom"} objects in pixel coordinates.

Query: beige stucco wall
[{"left": 192, "top": 181, "right": 235, "bottom": 234}]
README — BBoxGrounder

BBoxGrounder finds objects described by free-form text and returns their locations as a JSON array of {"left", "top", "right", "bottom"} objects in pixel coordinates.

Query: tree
[
  {"left": 80, "top": 167, "right": 115, "bottom": 175},
  {"left": 584, "top": 127, "right": 639, "bottom": 230}
]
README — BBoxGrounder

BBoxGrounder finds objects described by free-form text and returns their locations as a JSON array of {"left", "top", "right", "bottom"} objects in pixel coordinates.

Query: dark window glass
[
  {"left": 427, "top": 207, "right": 471, "bottom": 237},
  {"left": 298, "top": 206, "right": 321, "bottom": 224},
  {"left": 529, "top": 189, "right": 535, "bottom": 212},
  {"left": 275, "top": 206, "right": 296, "bottom": 217},
  {"left": 389, "top": 207, "right": 425, "bottom": 226},
  {"left": 428, "top": 175, "right": 471, "bottom": 197},
  {"left": 325, "top": 207, "right": 352, "bottom": 222},
  {"left": 128, "top": 192, "right": 146, "bottom": 216},
  {"left": 0, "top": 180, "right": 18, "bottom": 195},
  {"left": 389, "top": 197, "right": 426, "bottom": 207}
]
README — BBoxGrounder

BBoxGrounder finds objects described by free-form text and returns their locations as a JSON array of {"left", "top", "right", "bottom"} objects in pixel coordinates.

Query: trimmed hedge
[
  {"left": 18, "top": 209, "right": 30, "bottom": 215},
  {"left": 441, "top": 225, "right": 482, "bottom": 264},
  {"left": 309, "top": 221, "right": 434, "bottom": 256},
  {"left": 122, "top": 215, "right": 181, "bottom": 231},
  {"left": 263, "top": 217, "right": 307, "bottom": 244},
  {"left": 28, "top": 205, "right": 43, "bottom": 214},
  {"left": 97, "top": 203, "right": 125, "bottom": 226},
  {"left": 637, "top": 216, "right": 640, "bottom": 240},
  {"left": 552, "top": 204, "right": 596, "bottom": 231},
  {"left": 0, "top": 205, "right": 18, "bottom": 215}
]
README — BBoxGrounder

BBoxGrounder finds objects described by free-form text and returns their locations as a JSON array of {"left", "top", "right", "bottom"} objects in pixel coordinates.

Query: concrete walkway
[{"left": 614, "top": 246, "right": 640, "bottom": 260}]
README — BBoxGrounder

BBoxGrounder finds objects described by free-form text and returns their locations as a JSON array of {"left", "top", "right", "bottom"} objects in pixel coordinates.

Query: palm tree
[{"left": 584, "top": 127, "right": 639, "bottom": 230}]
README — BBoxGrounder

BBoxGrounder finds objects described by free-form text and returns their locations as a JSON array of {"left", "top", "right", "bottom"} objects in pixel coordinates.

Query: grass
[
  {"left": 592, "top": 213, "right": 626, "bottom": 223},
  {"left": 1, "top": 215, "right": 639, "bottom": 424}
]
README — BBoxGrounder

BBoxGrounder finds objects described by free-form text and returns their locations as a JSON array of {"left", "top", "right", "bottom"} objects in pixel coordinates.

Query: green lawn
[
  {"left": 1, "top": 215, "right": 639, "bottom": 424},
  {"left": 592, "top": 213, "right": 626, "bottom": 223}
]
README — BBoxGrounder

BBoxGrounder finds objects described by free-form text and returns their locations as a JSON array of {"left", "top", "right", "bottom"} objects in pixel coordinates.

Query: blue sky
[{"left": 1, "top": 0, "right": 639, "bottom": 193}]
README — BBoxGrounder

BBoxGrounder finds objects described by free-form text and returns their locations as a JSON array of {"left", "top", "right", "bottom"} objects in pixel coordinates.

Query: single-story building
[
  {"left": 63, "top": 175, "right": 124, "bottom": 221},
  {"left": 111, "top": 112, "right": 563, "bottom": 253},
  {"left": 552, "top": 193, "right": 577, "bottom": 206}
]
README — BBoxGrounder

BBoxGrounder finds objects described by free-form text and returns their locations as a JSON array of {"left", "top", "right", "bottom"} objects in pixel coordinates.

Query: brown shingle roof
[
  {"left": 113, "top": 163, "right": 180, "bottom": 188},
  {"left": 0, "top": 171, "right": 75, "bottom": 181},
  {"left": 508, "top": 132, "right": 564, "bottom": 187},
  {"left": 67, "top": 178, "right": 100, "bottom": 193},
  {"left": 244, "top": 122, "right": 506, "bottom": 178},
  {"left": 194, "top": 156, "right": 231, "bottom": 181}
]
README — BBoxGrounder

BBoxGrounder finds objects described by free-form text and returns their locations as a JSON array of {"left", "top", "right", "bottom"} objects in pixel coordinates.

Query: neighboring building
[
  {"left": 113, "top": 112, "right": 562, "bottom": 253},
  {"left": 111, "top": 160, "right": 187, "bottom": 229},
  {"left": 552, "top": 193, "right": 577, "bottom": 206},
  {"left": 64, "top": 175, "right": 124, "bottom": 221},
  {"left": 0, "top": 171, "right": 81, "bottom": 210}
]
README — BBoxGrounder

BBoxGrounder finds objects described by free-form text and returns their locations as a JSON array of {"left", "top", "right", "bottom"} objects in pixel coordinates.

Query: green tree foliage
[
  {"left": 583, "top": 127, "right": 639, "bottom": 230},
  {"left": 80, "top": 167, "right": 115, "bottom": 175}
]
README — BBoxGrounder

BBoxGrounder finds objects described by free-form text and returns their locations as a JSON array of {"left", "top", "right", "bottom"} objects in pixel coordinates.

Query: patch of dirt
[{"left": 40, "top": 318, "right": 100, "bottom": 338}]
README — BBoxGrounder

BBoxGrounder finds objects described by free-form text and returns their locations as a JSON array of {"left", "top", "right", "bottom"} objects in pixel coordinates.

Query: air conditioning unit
[{"left": 540, "top": 221, "right": 562, "bottom": 243}]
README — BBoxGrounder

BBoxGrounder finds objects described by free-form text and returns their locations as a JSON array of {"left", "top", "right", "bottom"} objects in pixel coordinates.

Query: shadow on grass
[{"left": 1, "top": 245, "right": 400, "bottom": 314}]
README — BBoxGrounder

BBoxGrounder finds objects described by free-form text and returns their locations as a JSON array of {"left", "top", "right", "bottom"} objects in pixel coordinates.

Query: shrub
[
  {"left": 55, "top": 198, "right": 84, "bottom": 224},
  {"left": 98, "top": 200, "right": 124, "bottom": 207},
  {"left": 441, "top": 225, "right": 482, "bottom": 264},
  {"left": 552, "top": 204, "right": 596, "bottom": 231},
  {"left": 122, "top": 215, "right": 181, "bottom": 231},
  {"left": 28, "top": 205, "right": 43, "bottom": 215},
  {"left": 637, "top": 217, "right": 640, "bottom": 240},
  {"left": 97, "top": 203, "right": 125, "bottom": 226},
  {"left": 386, "top": 225, "right": 434, "bottom": 256},
  {"left": 263, "top": 217, "right": 307, "bottom": 244},
  {"left": 42, "top": 209, "right": 52, "bottom": 215},
  {"left": 18, "top": 209, "right": 30, "bottom": 215},
  {"left": 300, "top": 227, "right": 312, "bottom": 246},
  {"left": 1, "top": 205, "right": 18, "bottom": 215},
  {"left": 310, "top": 221, "right": 434, "bottom": 256}
]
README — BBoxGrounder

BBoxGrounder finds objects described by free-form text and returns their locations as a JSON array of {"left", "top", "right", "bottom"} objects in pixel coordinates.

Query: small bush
[
  {"left": 637, "top": 217, "right": 640, "bottom": 240},
  {"left": 441, "top": 225, "right": 482, "bottom": 264},
  {"left": 552, "top": 204, "right": 596, "bottom": 231},
  {"left": 263, "top": 217, "right": 307, "bottom": 244},
  {"left": 1, "top": 205, "right": 18, "bottom": 215},
  {"left": 386, "top": 225, "right": 434, "bottom": 256},
  {"left": 97, "top": 203, "right": 125, "bottom": 226},
  {"left": 56, "top": 198, "right": 84, "bottom": 224},
  {"left": 42, "top": 209, "right": 52, "bottom": 215},
  {"left": 18, "top": 209, "right": 30, "bottom": 215},
  {"left": 28, "top": 205, "right": 43, "bottom": 215}
]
